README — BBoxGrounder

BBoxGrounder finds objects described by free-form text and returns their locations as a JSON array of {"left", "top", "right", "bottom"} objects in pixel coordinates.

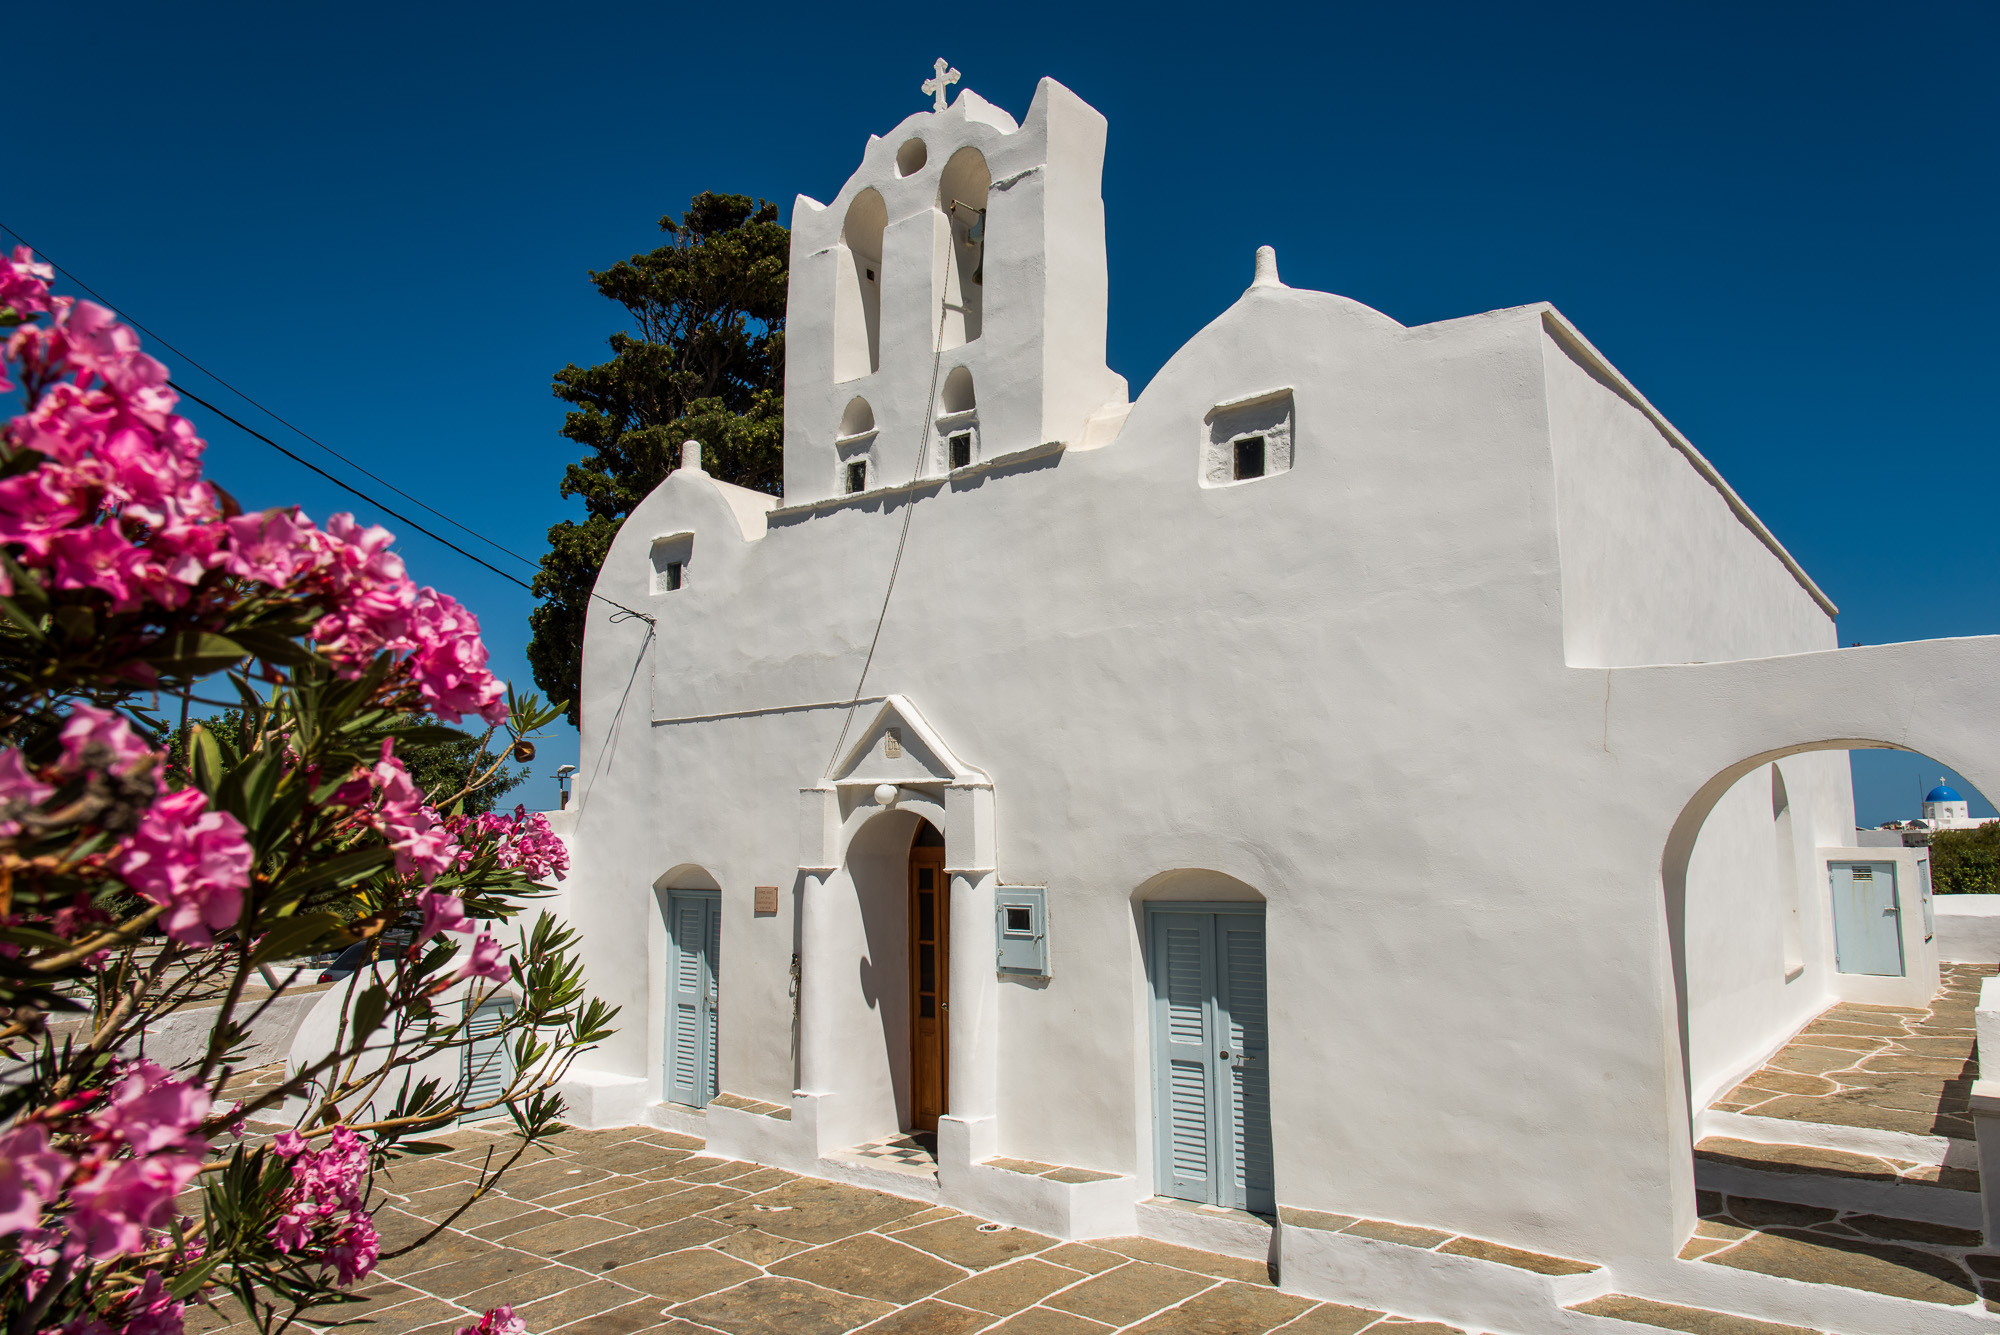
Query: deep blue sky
[{"left": 9, "top": 0, "right": 1994, "bottom": 823}]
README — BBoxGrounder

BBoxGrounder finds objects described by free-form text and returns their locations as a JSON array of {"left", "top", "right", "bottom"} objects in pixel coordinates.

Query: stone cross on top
[{"left": 923, "top": 58, "right": 960, "bottom": 112}]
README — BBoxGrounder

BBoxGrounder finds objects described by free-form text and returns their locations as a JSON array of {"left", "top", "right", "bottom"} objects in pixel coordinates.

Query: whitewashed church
[{"left": 549, "top": 71, "right": 2000, "bottom": 1333}]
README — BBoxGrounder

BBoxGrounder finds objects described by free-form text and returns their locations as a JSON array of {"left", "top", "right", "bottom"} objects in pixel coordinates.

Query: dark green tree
[
  {"left": 1929, "top": 823, "right": 2000, "bottom": 894},
  {"left": 530, "top": 193, "right": 789, "bottom": 723}
]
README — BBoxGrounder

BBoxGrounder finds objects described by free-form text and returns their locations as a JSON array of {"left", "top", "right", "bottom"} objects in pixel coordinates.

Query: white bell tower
[{"left": 781, "top": 72, "right": 1128, "bottom": 505}]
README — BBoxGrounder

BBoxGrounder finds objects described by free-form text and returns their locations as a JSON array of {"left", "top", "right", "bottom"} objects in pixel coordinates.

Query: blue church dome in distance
[{"left": 1927, "top": 783, "right": 1964, "bottom": 803}]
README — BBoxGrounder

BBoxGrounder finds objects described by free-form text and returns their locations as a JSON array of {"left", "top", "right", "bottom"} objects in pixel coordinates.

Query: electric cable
[
  {"left": 0, "top": 225, "right": 655, "bottom": 628},
  {"left": 821, "top": 239, "right": 960, "bottom": 777},
  {"left": 0, "top": 222, "right": 542, "bottom": 575},
  {"left": 170, "top": 383, "right": 654, "bottom": 626}
]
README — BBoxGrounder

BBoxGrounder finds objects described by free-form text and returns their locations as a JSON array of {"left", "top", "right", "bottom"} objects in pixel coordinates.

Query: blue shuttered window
[
  {"left": 667, "top": 890, "right": 721, "bottom": 1107},
  {"left": 1148, "top": 905, "right": 1274, "bottom": 1214}
]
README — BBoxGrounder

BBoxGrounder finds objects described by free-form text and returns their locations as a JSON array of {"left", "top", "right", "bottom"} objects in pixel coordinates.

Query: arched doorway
[
  {"left": 654, "top": 865, "right": 721, "bottom": 1110},
  {"left": 1663, "top": 740, "right": 1995, "bottom": 1122},
  {"left": 811, "top": 804, "right": 957, "bottom": 1148},
  {"left": 1132, "top": 869, "right": 1274, "bottom": 1215}
]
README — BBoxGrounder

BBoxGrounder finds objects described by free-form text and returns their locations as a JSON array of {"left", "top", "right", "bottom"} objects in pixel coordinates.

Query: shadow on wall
[{"left": 846, "top": 807, "right": 922, "bottom": 1131}]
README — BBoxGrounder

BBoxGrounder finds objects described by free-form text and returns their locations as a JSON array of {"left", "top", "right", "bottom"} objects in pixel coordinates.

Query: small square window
[
  {"left": 1234, "top": 435, "right": 1266, "bottom": 480},
  {"left": 1203, "top": 390, "right": 1294, "bottom": 488},
  {"left": 649, "top": 534, "right": 692, "bottom": 594},
  {"left": 847, "top": 461, "right": 867, "bottom": 494},
  {"left": 1005, "top": 906, "right": 1032, "bottom": 933},
  {"left": 950, "top": 433, "right": 972, "bottom": 469}
]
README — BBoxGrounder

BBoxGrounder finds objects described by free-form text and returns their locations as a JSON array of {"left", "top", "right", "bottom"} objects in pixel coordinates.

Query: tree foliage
[
  {"left": 529, "top": 193, "right": 789, "bottom": 723},
  {"left": 167, "top": 712, "right": 526, "bottom": 817},
  {"left": 1929, "top": 823, "right": 2000, "bottom": 894}
]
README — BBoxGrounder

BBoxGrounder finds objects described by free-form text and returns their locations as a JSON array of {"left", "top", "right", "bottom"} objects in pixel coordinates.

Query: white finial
[
  {"left": 680, "top": 440, "right": 704, "bottom": 473},
  {"left": 923, "top": 58, "right": 961, "bottom": 112},
  {"left": 1252, "top": 245, "right": 1283, "bottom": 289}
]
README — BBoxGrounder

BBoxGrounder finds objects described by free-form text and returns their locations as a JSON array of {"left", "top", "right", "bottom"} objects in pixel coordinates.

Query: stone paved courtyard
[
  {"left": 1683, "top": 1187, "right": 1993, "bottom": 1309},
  {"left": 190, "top": 1123, "right": 1468, "bottom": 1335},
  {"left": 1711, "top": 963, "right": 1991, "bottom": 1142},
  {"left": 184, "top": 979, "right": 2000, "bottom": 1335}
]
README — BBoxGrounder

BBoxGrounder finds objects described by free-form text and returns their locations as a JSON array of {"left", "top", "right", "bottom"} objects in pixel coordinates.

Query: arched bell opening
[
  {"left": 835, "top": 189, "right": 886, "bottom": 382},
  {"left": 937, "top": 148, "right": 989, "bottom": 351}
]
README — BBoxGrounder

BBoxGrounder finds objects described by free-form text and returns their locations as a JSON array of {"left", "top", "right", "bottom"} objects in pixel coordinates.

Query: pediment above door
[{"left": 828, "top": 695, "right": 990, "bottom": 790}]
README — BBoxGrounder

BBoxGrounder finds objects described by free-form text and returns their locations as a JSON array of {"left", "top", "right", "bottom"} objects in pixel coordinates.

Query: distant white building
[
  {"left": 1922, "top": 779, "right": 1988, "bottom": 830},
  {"left": 548, "top": 72, "right": 2000, "bottom": 1334}
]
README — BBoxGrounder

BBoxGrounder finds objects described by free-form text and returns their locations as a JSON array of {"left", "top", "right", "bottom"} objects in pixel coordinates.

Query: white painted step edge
[{"left": 1700, "top": 1108, "right": 1975, "bottom": 1168}]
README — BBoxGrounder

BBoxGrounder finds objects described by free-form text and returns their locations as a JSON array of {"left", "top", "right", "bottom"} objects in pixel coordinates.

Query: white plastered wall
[
  {"left": 558, "top": 83, "right": 2000, "bottom": 1294},
  {"left": 1541, "top": 315, "right": 1867, "bottom": 1115}
]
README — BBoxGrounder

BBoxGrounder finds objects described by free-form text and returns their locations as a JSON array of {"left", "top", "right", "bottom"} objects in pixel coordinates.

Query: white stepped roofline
[
  {"left": 1538, "top": 307, "right": 1837, "bottom": 619},
  {"left": 830, "top": 694, "right": 990, "bottom": 786}
]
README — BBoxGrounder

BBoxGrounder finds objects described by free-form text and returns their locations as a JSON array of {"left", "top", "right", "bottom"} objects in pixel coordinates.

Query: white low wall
[
  {"left": 1937, "top": 895, "right": 2000, "bottom": 963},
  {"left": 140, "top": 983, "right": 332, "bottom": 1074}
]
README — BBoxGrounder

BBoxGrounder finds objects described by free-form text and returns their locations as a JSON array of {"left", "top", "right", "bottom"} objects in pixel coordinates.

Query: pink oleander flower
[
  {"left": 443, "top": 806, "right": 568, "bottom": 882},
  {"left": 119, "top": 1270, "right": 185, "bottom": 1335},
  {"left": 369, "top": 741, "right": 457, "bottom": 884},
  {"left": 456, "top": 1305, "right": 525, "bottom": 1335},
  {"left": 68, "top": 1153, "right": 202, "bottom": 1258},
  {"left": 115, "top": 787, "right": 254, "bottom": 946},
  {"left": 0, "top": 1124, "right": 72, "bottom": 1235},
  {"left": 417, "top": 891, "right": 475, "bottom": 945},
  {"left": 58, "top": 704, "right": 154, "bottom": 777},
  {"left": 0, "top": 246, "right": 55, "bottom": 321},
  {"left": 45, "top": 525, "right": 149, "bottom": 611},
  {"left": 4, "top": 285, "right": 515, "bottom": 732},
  {"left": 222, "top": 508, "right": 318, "bottom": 589},
  {"left": 323, "top": 1213, "right": 380, "bottom": 1285},
  {"left": 453, "top": 933, "right": 509, "bottom": 985},
  {"left": 0, "top": 748, "right": 55, "bottom": 836},
  {"left": 406, "top": 589, "right": 508, "bottom": 727},
  {"left": 16, "top": 1224, "right": 70, "bottom": 1280},
  {"left": 97, "top": 1060, "right": 212, "bottom": 1157},
  {"left": 267, "top": 1126, "right": 377, "bottom": 1282}
]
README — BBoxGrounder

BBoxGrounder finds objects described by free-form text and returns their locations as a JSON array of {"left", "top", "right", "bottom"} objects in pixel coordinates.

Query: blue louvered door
[
  {"left": 667, "top": 890, "right": 720, "bottom": 1107},
  {"left": 1148, "top": 906, "right": 1273, "bottom": 1213}
]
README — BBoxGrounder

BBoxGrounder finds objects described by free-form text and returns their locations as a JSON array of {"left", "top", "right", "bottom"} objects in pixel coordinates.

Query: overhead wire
[
  {"left": 0, "top": 221, "right": 541, "bottom": 575},
  {"left": 0, "top": 224, "right": 655, "bottom": 628},
  {"left": 821, "top": 237, "right": 960, "bottom": 778}
]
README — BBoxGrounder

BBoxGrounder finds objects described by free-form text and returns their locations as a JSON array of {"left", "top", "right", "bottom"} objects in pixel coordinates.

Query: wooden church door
[
  {"left": 1148, "top": 904, "right": 1274, "bottom": 1214},
  {"left": 909, "top": 826, "right": 950, "bottom": 1132},
  {"left": 666, "top": 889, "right": 720, "bottom": 1107}
]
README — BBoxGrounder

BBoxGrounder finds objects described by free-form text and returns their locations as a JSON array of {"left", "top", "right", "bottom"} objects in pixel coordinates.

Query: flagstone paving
[
  {"left": 1711, "top": 963, "right": 1994, "bottom": 1143},
  {"left": 1682, "top": 1188, "right": 1991, "bottom": 1308},
  {"left": 181, "top": 1123, "right": 1477, "bottom": 1335},
  {"left": 178, "top": 1100, "right": 2000, "bottom": 1334}
]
